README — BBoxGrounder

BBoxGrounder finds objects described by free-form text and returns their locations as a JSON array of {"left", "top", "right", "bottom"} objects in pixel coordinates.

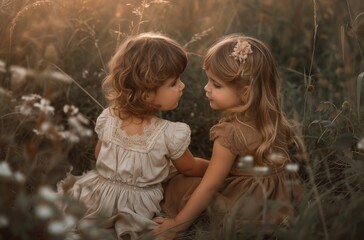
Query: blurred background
[{"left": 1, "top": 0, "right": 364, "bottom": 239}]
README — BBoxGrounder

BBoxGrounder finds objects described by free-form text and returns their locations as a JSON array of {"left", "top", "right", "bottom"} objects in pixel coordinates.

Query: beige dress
[
  {"left": 209, "top": 120, "right": 303, "bottom": 232},
  {"left": 57, "top": 108, "right": 191, "bottom": 240}
]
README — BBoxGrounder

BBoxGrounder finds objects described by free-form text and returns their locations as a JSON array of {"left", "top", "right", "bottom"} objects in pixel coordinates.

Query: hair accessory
[{"left": 230, "top": 40, "right": 253, "bottom": 64}]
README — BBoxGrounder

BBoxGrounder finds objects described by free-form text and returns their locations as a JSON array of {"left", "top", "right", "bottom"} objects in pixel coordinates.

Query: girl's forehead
[
  {"left": 205, "top": 68, "right": 215, "bottom": 77},
  {"left": 205, "top": 69, "right": 222, "bottom": 82}
]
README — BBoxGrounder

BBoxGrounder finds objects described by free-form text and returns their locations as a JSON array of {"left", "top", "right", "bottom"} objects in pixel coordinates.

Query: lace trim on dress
[{"left": 106, "top": 116, "right": 168, "bottom": 152}]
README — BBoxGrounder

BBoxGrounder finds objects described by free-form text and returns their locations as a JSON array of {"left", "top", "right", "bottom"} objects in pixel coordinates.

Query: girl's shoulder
[
  {"left": 94, "top": 107, "right": 122, "bottom": 129},
  {"left": 95, "top": 108, "right": 191, "bottom": 140},
  {"left": 210, "top": 120, "right": 258, "bottom": 138},
  {"left": 162, "top": 120, "right": 191, "bottom": 159},
  {"left": 163, "top": 119, "right": 190, "bottom": 130},
  {"left": 95, "top": 107, "right": 112, "bottom": 131},
  {"left": 97, "top": 107, "right": 115, "bottom": 120},
  {"left": 210, "top": 119, "right": 261, "bottom": 155},
  {"left": 162, "top": 119, "right": 191, "bottom": 139}
]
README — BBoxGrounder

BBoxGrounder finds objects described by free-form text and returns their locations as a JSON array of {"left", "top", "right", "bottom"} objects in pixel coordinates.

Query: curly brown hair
[{"left": 102, "top": 32, "right": 187, "bottom": 119}]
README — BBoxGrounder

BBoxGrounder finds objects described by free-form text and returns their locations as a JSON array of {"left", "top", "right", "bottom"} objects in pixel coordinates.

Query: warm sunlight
[{"left": 0, "top": 0, "right": 364, "bottom": 239}]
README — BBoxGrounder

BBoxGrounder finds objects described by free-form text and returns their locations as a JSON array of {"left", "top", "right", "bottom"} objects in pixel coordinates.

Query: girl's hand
[
  {"left": 153, "top": 216, "right": 167, "bottom": 224},
  {"left": 151, "top": 218, "right": 179, "bottom": 240}
]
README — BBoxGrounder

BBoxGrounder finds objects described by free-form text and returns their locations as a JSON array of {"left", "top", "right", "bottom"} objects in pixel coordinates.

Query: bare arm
[
  {"left": 172, "top": 149, "right": 209, "bottom": 177},
  {"left": 153, "top": 140, "right": 236, "bottom": 234}
]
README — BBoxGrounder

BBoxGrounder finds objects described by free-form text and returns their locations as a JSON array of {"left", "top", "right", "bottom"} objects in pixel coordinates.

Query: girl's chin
[
  {"left": 209, "top": 102, "right": 220, "bottom": 110},
  {"left": 160, "top": 103, "right": 179, "bottom": 111}
]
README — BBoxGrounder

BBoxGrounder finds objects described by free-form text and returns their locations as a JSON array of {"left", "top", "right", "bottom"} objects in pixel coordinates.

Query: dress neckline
[{"left": 108, "top": 114, "right": 168, "bottom": 152}]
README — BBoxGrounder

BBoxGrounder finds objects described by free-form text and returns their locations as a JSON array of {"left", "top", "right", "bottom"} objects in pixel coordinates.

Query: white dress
[{"left": 57, "top": 108, "right": 191, "bottom": 239}]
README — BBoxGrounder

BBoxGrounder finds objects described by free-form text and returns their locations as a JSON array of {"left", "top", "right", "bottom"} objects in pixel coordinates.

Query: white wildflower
[
  {"left": 237, "top": 155, "right": 253, "bottom": 168},
  {"left": 21, "top": 94, "right": 42, "bottom": 102},
  {"left": 237, "top": 162, "right": 243, "bottom": 168},
  {"left": 63, "top": 104, "right": 79, "bottom": 116},
  {"left": 39, "top": 186, "right": 59, "bottom": 201},
  {"left": 59, "top": 131, "right": 80, "bottom": 143},
  {"left": 253, "top": 166, "right": 270, "bottom": 175},
  {"left": 35, "top": 204, "right": 54, "bottom": 219},
  {"left": 13, "top": 171, "right": 26, "bottom": 183},
  {"left": 48, "top": 220, "right": 66, "bottom": 235},
  {"left": 68, "top": 117, "right": 82, "bottom": 130},
  {"left": 68, "top": 115, "right": 92, "bottom": 137},
  {"left": 357, "top": 138, "right": 364, "bottom": 150},
  {"left": 141, "top": 2, "right": 150, "bottom": 8},
  {"left": 17, "top": 94, "right": 42, "bottom": 116},
  {"left": 63, "top": 215, "right": 76, "bottom": 229},
  {"left": 34, "top": 99, "right": 55, "bottom": 115},
  {"left": 33, "top": 122, "right": 52, "bottom": 136},
  {"left": 76, "top": 113, "right": 89, "bottom": 125},
  {"left": 82, "top": 129, "right": 93, "bottom": 137},
  {"left": 18, "top": 103, "right": 33, "bottom": 116},
  {"left": 41, "top": 122, "right": 51, "bottom": 132},
  {"left": 82, "top": 70, "right": 89, "bottom": 79},
  {"left": 10, "top": 65, "right": 28, "bottom": 85},
  {"left": 33, "top": 129, "right": 42, "bottom": 135},
  {"left": 268, "top": 152, "right": 286, "bottom": 165},
  {"left": 0, "top": 215, "right": 9, "bottom": 228},
  {"left": 285, "top": 163, "right": 299, "bottom": 173},
  {"left": 0, "top": 161, "right": 12, "bottom": 178}
]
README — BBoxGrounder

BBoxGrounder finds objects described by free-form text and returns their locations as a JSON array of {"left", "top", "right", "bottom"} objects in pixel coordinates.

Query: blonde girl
[
  {"left": 57, "top": 32, "right": 208, "bottom": 240},
  {"left": 153, "top": 34, "right": 304, "bottom": 238}
]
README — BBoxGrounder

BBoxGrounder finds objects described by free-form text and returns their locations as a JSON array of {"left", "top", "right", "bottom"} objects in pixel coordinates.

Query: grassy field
[{"left": 0, "top": 0, "right": 364, "bottom": 239}]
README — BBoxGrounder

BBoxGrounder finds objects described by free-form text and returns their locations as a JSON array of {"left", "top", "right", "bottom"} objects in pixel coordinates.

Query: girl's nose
[
  {"left": 204, "top": 82, "right": 210, "bottom": 92},
  {"left": 179, "top": 80, "right": 185, "bottom": 90}
]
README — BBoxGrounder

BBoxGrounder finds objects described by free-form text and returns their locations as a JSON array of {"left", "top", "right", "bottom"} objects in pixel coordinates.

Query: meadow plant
[{"left": 0, "top": 0, "right": 364, "bottom": 239}]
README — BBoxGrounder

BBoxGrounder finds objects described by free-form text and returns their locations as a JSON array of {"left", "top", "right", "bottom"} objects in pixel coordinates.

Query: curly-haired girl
[{"left": 58, "top": 32, "right": 208, "bottom": 240}]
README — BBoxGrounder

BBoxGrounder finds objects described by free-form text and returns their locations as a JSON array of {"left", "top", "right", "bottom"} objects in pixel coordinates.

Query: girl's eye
[
  {"left": 171, "top": 80, "right": 178, "bottom": 87},
  {"left": 212, "top": 82, "right": 222, "bottom": 88}
]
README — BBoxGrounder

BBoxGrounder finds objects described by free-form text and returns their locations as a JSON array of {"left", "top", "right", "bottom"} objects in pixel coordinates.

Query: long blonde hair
[
  {"left": 102, "top": 32, "right": 187, "bottom": 119},
  {"left": 203, "top": 34, "right": 296, "bottom": 165}
]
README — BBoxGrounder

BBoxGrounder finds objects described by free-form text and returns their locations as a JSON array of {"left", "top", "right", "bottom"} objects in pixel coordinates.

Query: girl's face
[
  {"left": 150, "top": 77, "right": 185, "bottom": 111},
  {"left": 204, "top": 69, "right": 242, "bottom": 110}
]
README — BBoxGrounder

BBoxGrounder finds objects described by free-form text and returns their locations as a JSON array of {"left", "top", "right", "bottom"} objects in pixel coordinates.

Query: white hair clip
[{"left": 230, "top": 40, "right": 253, "bottom": 63}]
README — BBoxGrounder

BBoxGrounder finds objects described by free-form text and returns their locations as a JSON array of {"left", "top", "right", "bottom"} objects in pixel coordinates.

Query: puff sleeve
[
  {"left": 165, "top": 122, "right": 191, "bottom": 160},
  {"left": 210, "top": 122, "right": 248, "bottom": 155},
  {"left": 94, "top": 108, "right": 109, "bottom": 139}
]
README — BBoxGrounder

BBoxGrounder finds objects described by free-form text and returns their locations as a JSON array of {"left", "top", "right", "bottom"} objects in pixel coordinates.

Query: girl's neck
[
  {"left": 112, "top": 109, "right": 154, "bottom": 124},
  {"left": 222, "top": 111, "right": 254, "bottom": 122},
  {"left": 123, "top": 116, "right": 150, "bottom": 125},
  {"left": 113, "top": 109, "right": 155, "bottom": 136}
]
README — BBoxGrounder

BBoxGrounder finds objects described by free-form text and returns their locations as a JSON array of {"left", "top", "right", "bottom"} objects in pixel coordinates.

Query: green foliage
[{"left": 0, "top": 0, "right": 364, "bottom": 239}]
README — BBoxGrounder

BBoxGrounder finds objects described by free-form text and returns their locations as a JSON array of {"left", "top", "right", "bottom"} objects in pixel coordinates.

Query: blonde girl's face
[
  {"left": 204, "top": 69, "right": 242, "bottom": 110},
  {"left": 150, "top": 77, "right": 185, "bottom": 111}
]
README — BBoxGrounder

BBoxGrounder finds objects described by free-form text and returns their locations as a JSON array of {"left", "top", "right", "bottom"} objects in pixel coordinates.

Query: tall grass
[{"left": 0, "top": 0, "right": 364, "bottom": 239}]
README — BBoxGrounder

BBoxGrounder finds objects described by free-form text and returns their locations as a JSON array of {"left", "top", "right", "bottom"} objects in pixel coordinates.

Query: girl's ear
[{"left": 143, "top": 91, "right": 155, "bottom": 102}]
